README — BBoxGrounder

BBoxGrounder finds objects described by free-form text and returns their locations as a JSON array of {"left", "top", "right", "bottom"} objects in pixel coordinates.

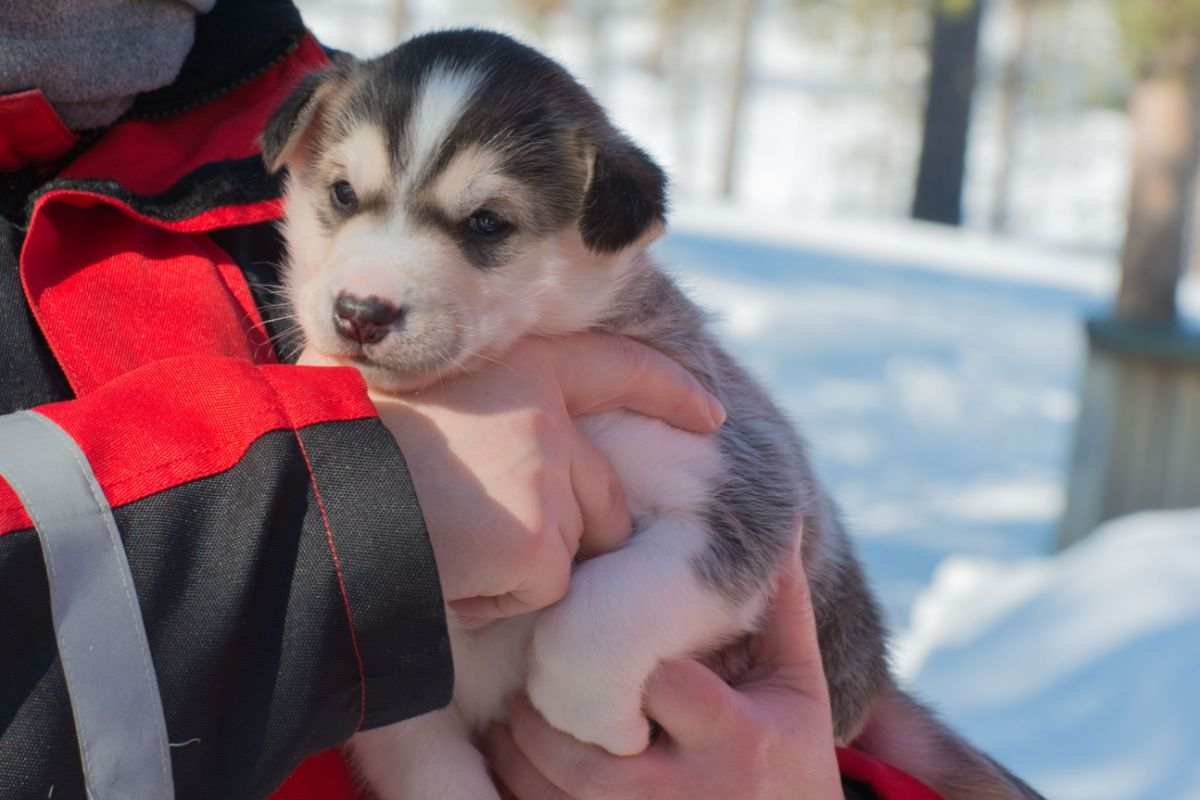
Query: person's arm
[
  {"left": 0, "top": 336, "right": 724, "bottom": 800},
  {"left": 0, "top": 355, "right": 451, "bottom": 800}
]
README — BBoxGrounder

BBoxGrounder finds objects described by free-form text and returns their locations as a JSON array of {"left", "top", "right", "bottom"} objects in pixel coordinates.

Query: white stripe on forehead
[{"left": 404, "top": 65, "right": 485, "bottom": 188}]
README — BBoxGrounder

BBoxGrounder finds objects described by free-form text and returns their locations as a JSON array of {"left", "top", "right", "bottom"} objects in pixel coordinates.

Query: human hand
[
  {"left": 300, "top": 334, "right": 724, "bottom": 624},
  {"left": 484, "top": 558, "right": 845, "bottom": 799}
]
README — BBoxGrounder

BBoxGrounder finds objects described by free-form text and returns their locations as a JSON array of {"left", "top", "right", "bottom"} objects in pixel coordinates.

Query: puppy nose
[{"left": 333, "top": 292, "right": 405, "bottom": 344}]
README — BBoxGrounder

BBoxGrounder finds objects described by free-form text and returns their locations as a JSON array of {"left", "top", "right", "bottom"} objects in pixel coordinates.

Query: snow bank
[{"left": 895, "top": 510, "right": 1200, "bottom": 800}]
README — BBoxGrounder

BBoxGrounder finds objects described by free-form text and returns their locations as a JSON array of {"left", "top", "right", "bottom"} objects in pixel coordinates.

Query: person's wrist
[{"left": 308, "top": 415, "right": 454, "bottom": 730}]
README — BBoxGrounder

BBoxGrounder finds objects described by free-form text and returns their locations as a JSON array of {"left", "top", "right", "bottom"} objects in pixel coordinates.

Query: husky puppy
[{"left": 263, "top": 30, "right": 1039, "bottom": 800}]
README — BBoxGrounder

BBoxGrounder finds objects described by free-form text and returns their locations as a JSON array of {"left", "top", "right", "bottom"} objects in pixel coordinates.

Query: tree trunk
[
  {"left": 646, "top": 0, "right": 688, "bottom": 77},
  {"left": 664, "top": 14, "right": 697, "bottom": 194},
  {"left": 989, "top": 0, "right": 1035, "bottom": 233},
  {"left": 1116, "top": 51, "right": 1200, "bottom": 322},
  {"left": 912, "top": 0, "right": 986, "bottom": 226},
  {"left": 582, "top": 0, "right": 612, "bottom": 102},
  {"left": 392, "top": 0, "right": 410, "bottom": 38},
  {"left": 717, "top": 0, "right": 760, "bottom": 199}
]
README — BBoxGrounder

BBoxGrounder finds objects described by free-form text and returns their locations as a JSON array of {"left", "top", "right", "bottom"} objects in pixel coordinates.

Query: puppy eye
[
  {"left": 467, "top": 209, "right": 512, "bottom": 239},
  {"left": 330, "top": 180, "right": 359, "bottom": 212}
]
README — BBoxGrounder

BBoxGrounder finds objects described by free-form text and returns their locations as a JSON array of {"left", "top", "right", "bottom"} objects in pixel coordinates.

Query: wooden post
[{"left": 1058, "top": 320, "right": 1200, "bottom": 549}]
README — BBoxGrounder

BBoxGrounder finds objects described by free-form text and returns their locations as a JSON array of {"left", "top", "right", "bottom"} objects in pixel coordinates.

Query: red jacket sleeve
[
  {"left": 0, "top": 356, "right": 452, "bottom": 800},
  {"left": 838, "top": 747, "right": 945, "bottom": 799}
]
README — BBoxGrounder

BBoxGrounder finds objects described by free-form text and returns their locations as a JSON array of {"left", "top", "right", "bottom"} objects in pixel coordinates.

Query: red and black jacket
[
  {"left": 0, "top": 3, "right": 450, "bottom": 798},
  {"left": 0, "top": 2, "right": 941, "bottom": 798}
]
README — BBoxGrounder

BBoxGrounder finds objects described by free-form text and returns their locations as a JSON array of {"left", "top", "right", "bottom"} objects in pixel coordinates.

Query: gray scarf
[{"left": 0, "top": 0, "right": 217, "bottom": 130}]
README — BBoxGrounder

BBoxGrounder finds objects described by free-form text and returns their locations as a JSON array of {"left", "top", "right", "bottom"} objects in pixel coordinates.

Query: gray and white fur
[{"left": 262, "top": 29, "right": 1041, "bottom": 800}]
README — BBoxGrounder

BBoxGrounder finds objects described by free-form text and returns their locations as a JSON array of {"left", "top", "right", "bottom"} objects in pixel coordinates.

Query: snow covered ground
[{"left": 895, "top": 510, "right": 1200, "bottom": 800}]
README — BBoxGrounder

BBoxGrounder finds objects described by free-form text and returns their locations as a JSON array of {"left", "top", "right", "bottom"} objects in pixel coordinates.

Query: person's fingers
[
  {"left": 449, "top": 526, "right": 572, "bottom": 621},
  {"left": 643, "top": 658, "right": 739, "bottom": 750},
  {"left": 484, "top": 724, "right": 573, "bottom": 800},
  {"left": 448, "top": 592, "right": 531, "bottom": 624},
  {"left": 570, "top": 429, "right": 633, "bottom": 558},
  {"left": 747, "top": 554, "right": 830, "bottom": 701},
  {"left": 450, "top": 474, "right": 580, "bottom": 623},
  {"left": 548, "top": 334, "right": 725, "bottom": 434},
  {"left": 507, "top": 694, "right": 641, "bottom": 796}
]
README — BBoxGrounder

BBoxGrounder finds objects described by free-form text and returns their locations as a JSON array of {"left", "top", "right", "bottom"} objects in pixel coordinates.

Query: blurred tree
[
  {"left": 513, "top": 0, "right": 569, "bottom": 38},
  {"left": 645, "top": 0, "right": 696, "bottom": 76},
  {"left": 1113, "top": 0, "right": 1200, "bottom": 321},
  {"left": 718, "top": 0, "right": 761, "bottom": 198},
  {"left": 989, "top": 0, "right": 1036, "bottom": 233},
  {"left": 785, "top": 0, "right": 987, "bottom": 223},
  {"left": 581, "top": 0, "right": 614, "bottom": 101},
  {"left": 912, "top": 0, "right": 985, "bottom": 225},
  {"left": 516, "top": 0, "right": 569, "bottom": 19},
  {"left": 637, "top": 0, "right": 760, "bottom": 199},
  {"left": 642, "top": 0, "right": 702, "bottom": 192},
  {"left": 392, "top": 0, "right": 410, "bottom": 38}
]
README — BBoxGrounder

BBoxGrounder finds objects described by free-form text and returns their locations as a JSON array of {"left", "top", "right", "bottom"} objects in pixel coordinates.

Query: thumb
[
  {"left": 644, "top": 658, "right": 739, "bottom": 749},
  {"left": 569, "top": 426, "right": 633, "bottom": 558},
  {"left": 745, "top": 554, "right": 830, "bottom": 702}
]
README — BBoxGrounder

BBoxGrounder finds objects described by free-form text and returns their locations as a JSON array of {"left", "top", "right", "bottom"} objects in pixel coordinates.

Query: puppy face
[{"left": 263, "top": 31, "right": 668, "bottom": 391}]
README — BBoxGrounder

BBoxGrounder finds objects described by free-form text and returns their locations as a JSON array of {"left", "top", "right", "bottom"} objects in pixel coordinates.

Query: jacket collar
[
  {"left": 129, "top": 0, "right": 307, "bottom": 122},
  {"left": 22, "top": 9, "right": 326, "bottom": 231},
  {"left": 17, "top": 30, "right": 330, "bottom": 397}
]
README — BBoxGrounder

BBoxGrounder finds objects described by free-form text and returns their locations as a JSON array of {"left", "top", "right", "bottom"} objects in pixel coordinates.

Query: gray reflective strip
[{"left": 0, "top": 411, "right": 174, "bottom": 800}]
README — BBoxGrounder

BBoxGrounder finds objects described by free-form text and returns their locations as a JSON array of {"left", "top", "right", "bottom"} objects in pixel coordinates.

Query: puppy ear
[
  {"left": 260, "top": 63, "right": 347, "bottom": 174},
  {"left": 579, "top": 131, "right": 667, "bottom": 253}
]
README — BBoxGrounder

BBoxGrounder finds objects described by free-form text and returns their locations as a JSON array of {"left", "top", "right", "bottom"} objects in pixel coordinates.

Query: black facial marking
[
  {"left": 314, "top": 205, "right": 338, "bottom": 233},
  {"left": 408, "top": 202, "right": 511, "bottom": 270},
  {"left": 335, "top": 29, "right": 667, "bottom": 252},
  {"left": 456, "top": 231, "right": 513, "bottom": 270}
]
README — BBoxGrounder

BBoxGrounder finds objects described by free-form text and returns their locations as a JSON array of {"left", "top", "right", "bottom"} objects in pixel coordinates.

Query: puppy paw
[
  {"left": 527, "top": 614, "right": 652, "bottom": 756},
  {"left": 526, "top": 662, "right": 651, "bottom": 755}
]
